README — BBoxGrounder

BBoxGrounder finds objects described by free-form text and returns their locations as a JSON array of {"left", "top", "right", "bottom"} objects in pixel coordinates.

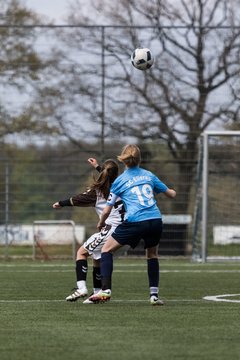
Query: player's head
[
  {"left": 117, "top": 144, "right": 141, "bottom": 168},
  {"left": 102, "top": 159, "right": 119, "bottom": 181},
  {"left": 92, "top": 159, "right": 119, "bottom": 199}
]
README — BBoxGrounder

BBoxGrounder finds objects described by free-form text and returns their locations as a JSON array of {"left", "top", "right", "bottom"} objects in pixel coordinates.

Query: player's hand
[
  {"left": 97, "top": 220, "right": 105, "bottom": 231},
  {"left": 52, "top": 202, "right": 61, "bottom": 209},
  {"left": 88, "top": 158, "right": 99, "bottom": 168}
]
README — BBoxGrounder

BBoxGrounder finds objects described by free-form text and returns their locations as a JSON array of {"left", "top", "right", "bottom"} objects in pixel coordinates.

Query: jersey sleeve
[
  {"left": 95, "top": 165, "right": 103, "bottom": 173},
  {"left": 59, "top": 189, "right": 97, "bottom": 207},
  {"left": 106, "top": 192, "right": 118, "bottom": 206},
  {"left": 152, "top": 175, "right": 168, "bottom": 194}
]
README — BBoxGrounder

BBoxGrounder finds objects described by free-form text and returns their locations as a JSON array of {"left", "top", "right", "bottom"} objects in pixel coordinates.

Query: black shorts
[{"left": 111, "top": 218, "right": 163, "bottom": 249}]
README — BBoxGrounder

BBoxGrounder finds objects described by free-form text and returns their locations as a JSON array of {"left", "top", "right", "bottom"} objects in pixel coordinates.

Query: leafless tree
[
  {"left": 3, "top": 0, "right": 240, "bottom": 212},
  {"left": 0, "top": 0, "right": 60, "bottom": 143},
  {"left": 63, "top": 0, "right": 240, "bottom": 210}
]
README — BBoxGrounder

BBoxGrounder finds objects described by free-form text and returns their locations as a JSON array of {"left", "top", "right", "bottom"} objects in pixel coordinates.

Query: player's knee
[
  {"left": 101, "top": 236, "right": 120, "bottom": 253},
  {"left": 146, "top": 246, "right": 158, "bottom": 259},
  {"left": 76, "top": 246, "right": 88, "bottom": 260}
]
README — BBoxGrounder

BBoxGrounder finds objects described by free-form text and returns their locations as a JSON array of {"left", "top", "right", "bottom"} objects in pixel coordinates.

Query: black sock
[
  {"left": 101, "top": 252, "right": 113, "bottom": 290},
  {"left": 93, "top": 266, "right": 101, "bottom": 289},
  {"left": 147, "top": 258, "right": 159, "bottom": 287},
  {"left": 76, "top": 259, "right": 88, "bottom": 281}
]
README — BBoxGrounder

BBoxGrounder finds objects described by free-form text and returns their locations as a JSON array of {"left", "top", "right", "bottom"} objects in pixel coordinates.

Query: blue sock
[{"left": 101, "top": 252, "right": 113, "bottom": 290}]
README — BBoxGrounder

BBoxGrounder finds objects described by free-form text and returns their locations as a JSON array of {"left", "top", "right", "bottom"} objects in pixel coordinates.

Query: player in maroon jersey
[{"left": 52, "top": 158, "right": 124, "bottom": 303}]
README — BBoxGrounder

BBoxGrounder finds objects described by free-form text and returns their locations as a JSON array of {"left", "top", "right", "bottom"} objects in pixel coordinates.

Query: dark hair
[{"left": 90, "top": 159, "right": 119, "bottom": 199}]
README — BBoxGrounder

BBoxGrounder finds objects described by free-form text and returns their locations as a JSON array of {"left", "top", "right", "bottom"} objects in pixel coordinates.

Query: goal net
[
  {"left": 192, "top": 131, "right": 240, "bottom": 262},
  {"left": 33, "top": 220, "right": 84, "bottom": 260}
]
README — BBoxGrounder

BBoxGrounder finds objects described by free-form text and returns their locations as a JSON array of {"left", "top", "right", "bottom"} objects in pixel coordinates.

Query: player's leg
[
  {"left": 145, "top": 219, "right": 164, "bottom": 306},
  {"left": 82, "top": 258, "right": 101, "bottom": 304},
  {"left": 146, "top": 246, "right": 163, "bottom": 305},
  {"left": 92, "top": 258, "right": 101, "bottom": 293},
  {"left": 88, "top": 222, "right": 142, "bottom": 304},
  {"left": 65, "top": 246, "right": 89, "bottom": 301},
  {"left": 85, "top": 224, "right": 117, "bottom": 292},
  {"left": 83, "top": 225, "right": 119, "bottom": 304},
  {"left": 101, "top": 236, "right": 122, "bottom": 290},
  {"left": 87, "top": 236, "right": 122, "bottom": 303}
]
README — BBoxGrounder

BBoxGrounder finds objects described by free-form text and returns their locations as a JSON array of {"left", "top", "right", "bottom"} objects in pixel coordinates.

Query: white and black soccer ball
[{"left": 131, "top": 48, "right": 154, "bottom": 70}]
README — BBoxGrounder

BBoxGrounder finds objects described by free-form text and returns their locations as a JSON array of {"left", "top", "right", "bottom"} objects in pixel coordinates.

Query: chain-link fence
[
  {"left": 0, "top": 143, "right": 195, "bottom": 259},
  {"left": 1, "top": 22, "right": 240, "bottom": 259}
]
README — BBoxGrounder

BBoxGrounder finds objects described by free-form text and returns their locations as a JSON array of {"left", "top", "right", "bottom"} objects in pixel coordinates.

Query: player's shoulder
[
  {"left": 115, "top": 170, "right": 128, "bottom": 182},
  {"left": 139, "top": 167, "right": 154, "bottom": 177}
]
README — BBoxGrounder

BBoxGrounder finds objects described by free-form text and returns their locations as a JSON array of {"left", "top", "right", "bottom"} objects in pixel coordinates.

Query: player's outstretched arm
[
  {"left": 52, "top": 198, "right": 73, "bottom": 208},
  {"left": 164, "top": 188, "right": 177, "bottom": 198},
  {"left": 88, "top": 157, "right": 102, "bottom": 172},
  {"left": 88, "top": 158, "right": 99, "bottom": 168},
  {"left": 52, "top": 202, "right": 62, "bottom": 209}
]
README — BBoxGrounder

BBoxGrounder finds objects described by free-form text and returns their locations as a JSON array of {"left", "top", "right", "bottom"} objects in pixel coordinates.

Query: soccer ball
[{"left": 131, "top": 48, "right": 154, "bottom": 70}]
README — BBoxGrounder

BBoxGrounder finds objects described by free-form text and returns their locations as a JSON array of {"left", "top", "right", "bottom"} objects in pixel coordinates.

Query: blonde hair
[
  {"left": 117, "top": 144, "right": 141, "bottom": 168},
  {"left": 90, "top": 159, "right": 119, "bottom": 199}
]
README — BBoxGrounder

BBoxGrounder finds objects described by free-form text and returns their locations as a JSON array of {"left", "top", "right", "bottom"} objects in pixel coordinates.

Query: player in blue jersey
[{"left": 88, "top": 144, "right": 176, "bottom": 305}]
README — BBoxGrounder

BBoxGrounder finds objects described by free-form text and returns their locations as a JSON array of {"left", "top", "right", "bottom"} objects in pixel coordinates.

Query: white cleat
[
  {"left": 66, "top": 288, "right": 88, "bottom": 302},
  {"left": 86, "top": 289, "right": 111, "bottom": 304},
  {"left": 150, "top": 296, "right": 164, "bottom": 306},
  {"left": 83, "top": 297, "right": 95, "bottom": 304}
]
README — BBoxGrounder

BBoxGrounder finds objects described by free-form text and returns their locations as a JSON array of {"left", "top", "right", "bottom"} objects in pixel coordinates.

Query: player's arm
[
  {"left": 97, "top": 192, "right": 118, "bottom": 230},
  {"left": 53, "top": 158, "right": 101, "bottom": 209},
  {"left": 153, "top": 175, "right": 176, "bottom": 199},
  {"left": 97, "top": 205, "right": 113, "bottom": 231},
  {"left": 164, "top": 188, "right": 177, "bottom": 198},
  {"left": 88, "top": 157, "right": 102, "bottom": 172},
  {"left": 52, "top": 189, "right": 97, "bottom": 209}
]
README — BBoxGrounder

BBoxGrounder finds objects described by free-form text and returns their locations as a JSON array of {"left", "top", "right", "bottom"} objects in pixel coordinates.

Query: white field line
[
  {"left": 1, "top": 297, "right": 240, "bottom": 303},
  {"left": 203, "top": 294, "right": 240, "bottom": 303},
  {"left": 0, "top": 299, "right": 202, "bottom": 304},
  {"left": 1, "top": 269, "right": 240, "bottom": 273},
  {"left": 1, "top": 263, "right": 240, "bottom": 267}
]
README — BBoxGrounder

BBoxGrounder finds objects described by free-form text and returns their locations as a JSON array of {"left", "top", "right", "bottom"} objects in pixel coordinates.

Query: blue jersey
[{"left": 107, "top": 166, "right": 168, "bottom": 222}]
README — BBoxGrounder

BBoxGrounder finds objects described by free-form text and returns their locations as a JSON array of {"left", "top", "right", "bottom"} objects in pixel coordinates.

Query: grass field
[{"left": 0, "top": 258, "right": 240, "bottom": 360}]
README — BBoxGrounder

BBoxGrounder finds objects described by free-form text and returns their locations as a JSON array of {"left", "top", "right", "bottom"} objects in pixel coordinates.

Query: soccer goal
[
  {"left": 192, "top": 131, "right": 240, "bottom": 262},
  {"left": 32, "top": 220, "right": 80, "bottom": 260}
]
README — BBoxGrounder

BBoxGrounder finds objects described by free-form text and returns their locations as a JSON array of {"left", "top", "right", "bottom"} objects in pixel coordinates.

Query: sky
[{"left": 25, "top": 0, "right": 71, "bottom": 23}]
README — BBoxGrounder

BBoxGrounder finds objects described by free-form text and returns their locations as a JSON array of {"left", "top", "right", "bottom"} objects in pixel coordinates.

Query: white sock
[
  {"left": 77, "top": 280, "right": 87, "bottom": 290},
  {"left": 150, "top": 287, "right": 159, "bottom": 297}
]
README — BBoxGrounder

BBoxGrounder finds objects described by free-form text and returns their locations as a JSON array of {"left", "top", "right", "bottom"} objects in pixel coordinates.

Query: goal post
[
  {"left": 33, "top": 220, "right": 78, "bottom": 260},
  {"left": 195, "top": 131, "right": 240, "bottom": 262}
]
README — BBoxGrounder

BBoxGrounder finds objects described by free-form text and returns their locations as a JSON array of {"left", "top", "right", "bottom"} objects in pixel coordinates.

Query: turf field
[{"left": 0, "top": 258, "right": 240, "bottom": 360}]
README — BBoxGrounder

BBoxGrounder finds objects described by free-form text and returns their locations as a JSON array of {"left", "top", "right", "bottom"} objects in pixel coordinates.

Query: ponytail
[
  {"left": 117, "top": 144, "right": 141, "bottom": 168},
  {"left": 90, "top": 159, "right": 119, "bottom": 199}
]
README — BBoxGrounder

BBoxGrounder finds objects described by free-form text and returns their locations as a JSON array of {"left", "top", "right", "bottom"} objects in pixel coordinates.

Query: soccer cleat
[
  {"left": 83, "top": 289, "right": 102, "bottom": 304},
  {"left": 83, "top": 294, "right": 95, "bottom": 304},
  {"left": 150, "top": 295, "right": 164, "bottom": 306},
  {"left": 65, "top": 288, "right": 88, "bottom": 302},
  {"left": 86, "top": 289, "right": 111, "bottom": 304}
]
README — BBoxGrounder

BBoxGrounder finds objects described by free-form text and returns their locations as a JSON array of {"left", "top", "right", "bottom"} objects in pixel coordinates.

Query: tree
[
  {"left": 0, "top": 0, "right": 60, "bottom": 142},
  {"left": 64, "top": 0, "right": 240, "bottom": 211},
  {"left": 3, "top": 0, "right": 240, "bottom": 213}
]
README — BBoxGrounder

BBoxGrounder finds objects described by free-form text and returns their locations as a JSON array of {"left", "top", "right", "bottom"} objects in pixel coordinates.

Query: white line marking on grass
[
  {"left": 1, "top": 270, "right": 73, "bottom": 273},
  {"left": 1, "top": 263, "right": 240, "bottom": 268},
  {"left": 112, "top": 299, "right": 203, "bottom": 303},
  {"left": 2, "top": 269, "right": 240, "bottom": 273},
  {"left": 0, "top": 299, "right": 202, "bottom": 304},
  {"left": 203, "top": 294, "right": 240, "bottom": 303},
  {"left": 0, "top": 299, "right": 64, "bottom": 303},
  {"left": 159, "top": 270, "right": 240, "bottom": 273}
]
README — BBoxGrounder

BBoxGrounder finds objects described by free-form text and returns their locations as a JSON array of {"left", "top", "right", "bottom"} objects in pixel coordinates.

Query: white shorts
[{"left": 83, "top": 224, "right": 116, "bottom": 260}]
